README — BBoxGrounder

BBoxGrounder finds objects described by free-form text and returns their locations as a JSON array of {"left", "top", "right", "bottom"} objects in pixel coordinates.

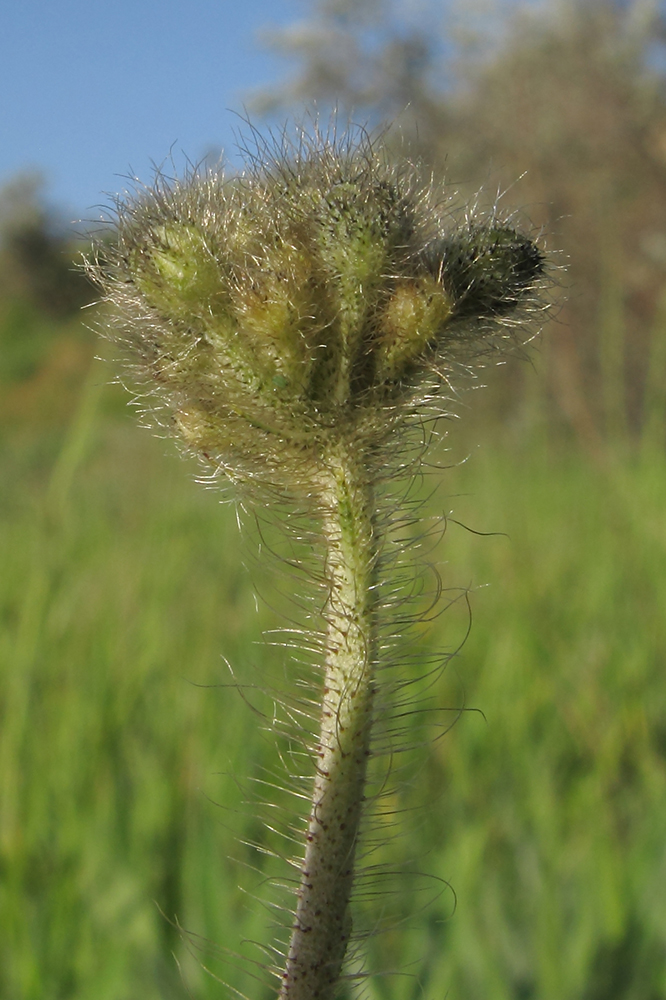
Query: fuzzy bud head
[{"left": 88, "top": 125, "right": 546, "bottom": 487}]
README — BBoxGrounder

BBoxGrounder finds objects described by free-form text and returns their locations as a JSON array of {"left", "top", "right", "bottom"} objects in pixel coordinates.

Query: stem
[{"left": 279, "top": 442, "right": 377, "bottom": 1000}]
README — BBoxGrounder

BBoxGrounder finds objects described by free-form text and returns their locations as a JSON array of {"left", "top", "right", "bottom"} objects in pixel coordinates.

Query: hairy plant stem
[
  {"left": 279, "top": 441, "right": 377, "bottom": 1000},
  {"left": 88, "top": 126, "right": 548, "bottom": 998}
]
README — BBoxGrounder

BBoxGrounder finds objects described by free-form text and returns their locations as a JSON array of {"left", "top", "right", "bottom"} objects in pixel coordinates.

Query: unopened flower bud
[{"left": 437, "top": 225, "right": 545, "bottom": 317}]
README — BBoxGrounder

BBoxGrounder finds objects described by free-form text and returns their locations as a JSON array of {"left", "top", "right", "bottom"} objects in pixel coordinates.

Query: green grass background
[{"left": 1, "top": 313, "right": 665, "bottom": 999}]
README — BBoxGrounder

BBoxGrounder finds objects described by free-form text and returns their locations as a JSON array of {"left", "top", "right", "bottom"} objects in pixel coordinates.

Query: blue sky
[
  {"left": 0, "top": 0, "right": 587, "bottom": 224},
  {"left": 0, "top": 0, "right": 300, "bottom": 220}
]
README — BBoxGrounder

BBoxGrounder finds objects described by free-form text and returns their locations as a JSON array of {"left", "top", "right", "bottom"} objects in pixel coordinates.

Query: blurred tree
[
  {"left": 252, "top": 0, "right": 666, "bottom": 448},
  {"left": 0, "top": 173, "right": 94, "bottom": 320},
  {"left": 252, "top": 0, "right": 451, "bottom": 135},
  {"left": 0, "top": 175, "right": 97, "bottom": 432}
]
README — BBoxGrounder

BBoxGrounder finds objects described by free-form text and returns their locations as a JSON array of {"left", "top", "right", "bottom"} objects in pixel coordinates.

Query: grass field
[{"left": 1, "top": 324, "right": 665, "bottom": 999}]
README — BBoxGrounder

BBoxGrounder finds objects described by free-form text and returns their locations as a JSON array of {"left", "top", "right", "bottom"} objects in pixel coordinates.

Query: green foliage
[
  {"left": 0, "top": 353, "right": 279, "bottom": 1000},
  {"left": 1, "top": 304, "right": 665, "bottom": 997},
  {"left": 366, "top": 440, "right": 666, "bottom": 999}
]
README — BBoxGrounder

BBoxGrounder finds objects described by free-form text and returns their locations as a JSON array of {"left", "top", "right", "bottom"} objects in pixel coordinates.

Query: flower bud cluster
[{"left": 89, "top": 126, "right": 544, "bottom": 486}]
